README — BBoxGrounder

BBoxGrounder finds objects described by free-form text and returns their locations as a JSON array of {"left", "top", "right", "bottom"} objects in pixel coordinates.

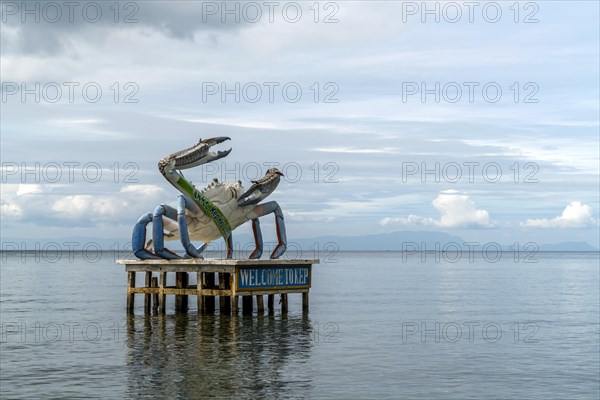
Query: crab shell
[{"left": 172, "top": 179, "right": 257, "bottom": 243}]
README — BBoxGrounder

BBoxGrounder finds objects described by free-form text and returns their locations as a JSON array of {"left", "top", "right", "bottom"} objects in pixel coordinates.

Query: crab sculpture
[{"left": 132, "top": 137, "right": 287, "bottom": 260}]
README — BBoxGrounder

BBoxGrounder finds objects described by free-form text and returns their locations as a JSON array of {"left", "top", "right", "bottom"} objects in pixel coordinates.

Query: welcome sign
[{"left": 237, "top": 265, "right": 311, "bottom": 290}]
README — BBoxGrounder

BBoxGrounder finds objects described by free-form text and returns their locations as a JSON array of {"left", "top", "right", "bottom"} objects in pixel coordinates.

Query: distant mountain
[
  {"left": 538, "top": 242, "right": 599, "bottom": 252},
  {"left": 1, "top": 232, "right": 598, "bottom": 252},
  {"left": 289, "top": 231, "right": 466, "bottom": 251},
  {"left": 291, "top": 233, "right": 599, "bottom": 252}
]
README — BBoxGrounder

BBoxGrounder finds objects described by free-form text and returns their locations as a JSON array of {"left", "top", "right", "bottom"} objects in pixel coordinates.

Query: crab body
[{"left": 171, "top": 180, "right": 252, "bottom": 242}]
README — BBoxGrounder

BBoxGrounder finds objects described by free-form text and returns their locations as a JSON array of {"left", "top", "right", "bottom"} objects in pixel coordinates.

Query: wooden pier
[{"left": 116, "top": 259, "right": 318, "bottom": 314}]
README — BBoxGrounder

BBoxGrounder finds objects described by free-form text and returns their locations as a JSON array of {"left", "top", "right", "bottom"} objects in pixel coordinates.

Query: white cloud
[
  {"left": 312, "top": 147, "right": 397, "bottom": 154},
  {"left": 287, "top": 211, "right": 335, "bottom": 223},
  {"left": 16, "top": 184, "right": 44, "bottom": 196},
  {"left": 48, "top": 119, "right": 104, "bottom": 127},
  {"left": 0, "top": 203, "right": 22, "bottom": 219},
  {"left": 120, "top": 185, "right": 167, "bottom": 197},
  {"left": 50, "top": 185, "right": 168, "bottom": 221},
  {"left": 1, "top": 184, "right": 45, "bottom": 220},
  {"left": 380, "top": 190, "right": 494, "bottom": 228},
  {"left": 0, "top": 184, "right": 168, "bottom": 226},
  {"left": 380, "top": 214, "right": 436, "bottom": 227},
  {"left": 51, "top": 195, "right": 124, "bottom": 219},
  {"left": 520, "top": 201, "right": 596, "bottom": 228}
]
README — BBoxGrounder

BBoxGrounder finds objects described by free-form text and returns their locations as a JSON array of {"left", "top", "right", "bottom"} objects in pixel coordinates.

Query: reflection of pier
[
  {"left": 116, "top": 259, "right": 318, "bottom": 314},
  {"left": 125, "top": 313, "right": 315, "bottom": 398}
]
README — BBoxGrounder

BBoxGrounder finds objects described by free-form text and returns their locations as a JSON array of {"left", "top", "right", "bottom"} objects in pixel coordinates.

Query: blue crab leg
[
  {"left": 249, "top": 219, "right": 263, "bottom": 259},
  {"left": 272, "top": 213, "right": 287, "bottom": 259},
  {"left": 132, "top": 212, "right": 161, "bottom": 260},
  {"left": 248, "top": 201, "right": 287, "bottom": 259},
  {"left": 226, "top": 234, "right": 233, "bottom": 259},
  {"left": 152, "top": 204, "right": 181, "bottom": 259},
  {"left": 177, "top": 195, "right": 207, "bottom": 258}
]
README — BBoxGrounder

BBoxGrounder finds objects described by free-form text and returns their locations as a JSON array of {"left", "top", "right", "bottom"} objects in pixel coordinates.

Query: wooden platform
[{"left": 116, "top": 259, "right": 319, "bottom": 314}]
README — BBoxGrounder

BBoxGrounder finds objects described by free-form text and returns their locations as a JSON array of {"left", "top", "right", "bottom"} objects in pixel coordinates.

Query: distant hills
[
  {"left": 1, "top": 231, "right": 598, "bottom": 252},
  {"left": 537, "top": 241, "right": 599, "bottom": 252},
  {"left": 290, "top": 232, "right": 599, "bottom": 252}
]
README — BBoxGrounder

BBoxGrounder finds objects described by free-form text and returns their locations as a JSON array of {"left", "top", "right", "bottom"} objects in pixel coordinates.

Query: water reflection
[{"left": 125, "top": 313, "right": 314, "bottom": 398}]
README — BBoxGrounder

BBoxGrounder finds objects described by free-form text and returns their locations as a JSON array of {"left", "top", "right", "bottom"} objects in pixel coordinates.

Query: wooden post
[
  {"left": 159, "top": 272, "right": 166, "bottom": 313},
  {"left": 127, "top": 271, "right": 136, "bottom": 312},
  {"left": 197, "top": 272, "right": 203, "bottom": 313},
  {"left": 230, "top": 272, "right": 237, "bottom": 315},
  {"left": 175, "top": 272, "right": 183, "bottom": 311},
  {"left": 219, "top": 273, "right": 231, "bottom": 314},
  {"left": 281, "top": 294, "right": 288, "bottom": 313},
  {"left": 267, "top": 294, "right": 274, "bottom": 313},
  {"left": 232, "top": 296, "right": 239, "bottom": 314},
  {"left": 256, "top": 295, "right": 264, "bottom": 313},
  {"left": 181, "top": 273, "right": 189, "bottom": 312},
  {"left": 242, "top": 296, "right": 253, "bottom": 314},
  {"left": 204, "top": 272, "right": 215, "bottom": 313},
  {"left": 302, "top": 292, "right": 309, "bottom": 311},
  {"left": 144, "top": 271, "right": 152, "bottom": 313},
  {"left": 151, "top": 277, "right": 159, "bottom": 311}
]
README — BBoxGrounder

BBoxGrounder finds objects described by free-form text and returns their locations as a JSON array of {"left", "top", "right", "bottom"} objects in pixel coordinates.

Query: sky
[{"left": 1, "top": 1, "right": 599, "bottom": 249}]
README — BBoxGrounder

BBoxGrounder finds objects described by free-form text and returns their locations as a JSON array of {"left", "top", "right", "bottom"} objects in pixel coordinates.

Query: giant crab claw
[
  {"left": 238, "top": 168, "right": 284, "bottom": 206},
  {"left": 159, "top": 137, "right": 231, "bottom": 177},
  {"left": 173, "top": 136, "right": 231, "bottom": 170}
]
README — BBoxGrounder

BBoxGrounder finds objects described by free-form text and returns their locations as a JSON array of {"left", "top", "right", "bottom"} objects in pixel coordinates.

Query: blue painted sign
[{"left": 237, "top": 265, "right": 311, "bottom": 290}]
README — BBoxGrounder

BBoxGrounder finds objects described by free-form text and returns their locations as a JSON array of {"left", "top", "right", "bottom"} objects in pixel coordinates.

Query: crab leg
[
  {"left": 226, "top": 235, "right": 234, "bottom": 259},
  {"left": 248, "top": 219, "right": 263, "bottom": 259},
  {"left": 177, "top": 195, "right": 207, "bottom": 258},
  {"left": 248, "top": 201, "right": 287, "bottom": 259},
  {"left": 272, "top": 213, "right": 287, "bottom": 259},
  {"left": 152, "top": 204, "right": 182, "bottom": 259},
  {"left": 132, "top": 213, "right": 161, "bottom": 260}
]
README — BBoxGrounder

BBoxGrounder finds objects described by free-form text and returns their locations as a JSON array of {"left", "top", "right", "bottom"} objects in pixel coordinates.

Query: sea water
[{"left": 1, "top": 251, "right": 598, "bottom": 399}]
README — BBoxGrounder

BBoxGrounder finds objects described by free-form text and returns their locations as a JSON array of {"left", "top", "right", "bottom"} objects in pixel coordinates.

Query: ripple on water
[{"left": 1, "top": 252, "right": 599, "bottom": 399}]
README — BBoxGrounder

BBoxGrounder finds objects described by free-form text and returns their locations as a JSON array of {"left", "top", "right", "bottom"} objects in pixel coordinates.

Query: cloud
[
  {"left": 286, "top": 211, "right": 335, "bottom": 223},
  {"left": 0, "top": 2, "right": 251, "bottom": 56},
  {"left": 380, "top": 190, "right": 494, "bottom": 228},
  {"left": 312, "top": 147, "right": 397, "bottom": 154},
  {"left": 120, "top": 184, "right": 167, "bottom": 197},
  {"left": 0, "top": 184, "right": 168, "bottom": 226},
  {"left": 0, "top": 202, "right": 22, "bottom": 218},
  {"left": 50, "top": 185, "right": 169, "bottom": 221},
  {"left": 51, "top": 194, "right": 125, "bottom": 220},
  {"left": 16, "top": 184, "right": 44, "bottom": 196},
  {"left": 1, "top": 184, "right": 49, "bottom": 222},
  {"left": 520, "top": 201, "right": 596, "bottom": 228}
]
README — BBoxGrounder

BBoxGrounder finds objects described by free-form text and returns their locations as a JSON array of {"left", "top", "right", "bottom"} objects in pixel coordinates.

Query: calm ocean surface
[{"left": 1, "top": 251, "right": 598, "bottom": 399}]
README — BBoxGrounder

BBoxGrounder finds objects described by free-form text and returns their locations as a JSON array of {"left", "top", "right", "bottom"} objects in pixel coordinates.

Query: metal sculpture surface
[{"left": 132, "top": 137, "right": 286, "bottom": 260}]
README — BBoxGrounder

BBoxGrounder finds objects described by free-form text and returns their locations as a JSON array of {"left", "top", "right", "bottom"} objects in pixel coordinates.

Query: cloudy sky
[{"left": 1, "top": 1, "right": 598, "bottom": 248}]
